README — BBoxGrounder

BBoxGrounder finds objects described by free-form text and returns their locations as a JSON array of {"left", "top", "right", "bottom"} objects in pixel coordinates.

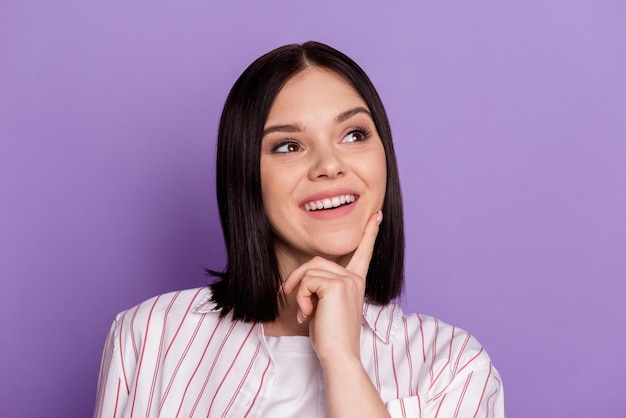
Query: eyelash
[
  {"left": 271, "top": 139, "right": 301, "bottom": 153},
  {"left": 269, "top": 126, "right": 373, "bottom": 153},
  {"left": 342, "top": 126, "right": 373, "bottom": 143}
]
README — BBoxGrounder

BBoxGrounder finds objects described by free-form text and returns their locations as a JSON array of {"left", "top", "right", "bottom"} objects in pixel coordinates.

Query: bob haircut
[{"left": 209, "top": 41, "right": 404, "bottom": 323}]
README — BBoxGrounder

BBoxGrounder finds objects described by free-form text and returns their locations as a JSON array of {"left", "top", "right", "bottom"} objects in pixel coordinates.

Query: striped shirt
[{"left": 94, "top": 287, "right": 505, "bottom": 417}]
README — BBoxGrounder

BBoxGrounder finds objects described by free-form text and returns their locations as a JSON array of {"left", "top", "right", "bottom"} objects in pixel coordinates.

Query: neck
[
  {"left": 263, "top": 291, "right": 309, "bottom": 336},
  {"left": 264, "top": 240, "right": 353, "bottom": 337}
]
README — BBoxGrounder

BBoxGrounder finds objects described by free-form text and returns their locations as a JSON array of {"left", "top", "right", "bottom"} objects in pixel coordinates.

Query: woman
[{"left": 94, "top": 41, "right": 505, "bottom": 417}]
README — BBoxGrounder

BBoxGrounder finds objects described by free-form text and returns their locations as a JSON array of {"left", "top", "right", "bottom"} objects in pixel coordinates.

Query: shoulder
[
  {"left": 361, "top": 302, "right": 504, "bottom": 412},
  {"left": 403, "top": 310, "right": 491, "bottom": 373},
  {"left": 108, "top": 286, "right": 218, "bottom": 343},
  {"left": 364, "top": 302, "right": 493, "bottom": 376},
  {"left": 114, "top": 286, "right": 213, "bottom": 322}
]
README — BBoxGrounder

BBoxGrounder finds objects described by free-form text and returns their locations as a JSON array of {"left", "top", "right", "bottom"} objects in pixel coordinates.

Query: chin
[
  {"left": 314, "top": 240, "right": 359, "bottom": 261},
  {"left": 308, "top": 224, "right": 368, "bottom": 257}
]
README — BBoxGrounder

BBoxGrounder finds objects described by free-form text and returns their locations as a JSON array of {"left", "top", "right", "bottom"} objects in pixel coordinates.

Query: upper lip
[{"left": 298, "top": 188, "right": 360, "bottom": 208}]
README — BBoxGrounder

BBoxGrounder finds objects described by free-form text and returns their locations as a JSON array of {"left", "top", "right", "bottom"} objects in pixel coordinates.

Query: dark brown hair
[{"left": 209, "top": 41, "right": 404, "bottom": 322}]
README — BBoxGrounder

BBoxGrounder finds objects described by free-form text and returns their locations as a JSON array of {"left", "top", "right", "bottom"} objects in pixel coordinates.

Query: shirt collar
[
  {"left": 192, "top": 288, "right": 402, "bottom": 345},
  {"left": 362, "top": 301, "right": 403, "bottom": 345},
  {"left": 192, "top": 288, "right": 221, "bottom": 314}
]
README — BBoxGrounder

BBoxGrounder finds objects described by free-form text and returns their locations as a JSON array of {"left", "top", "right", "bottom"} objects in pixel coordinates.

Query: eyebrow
[
  {"left": 262, "top": 123, "right": 303, "bottom": 138},
  {"left": 335, "top": 106, "right": 372, "bottom": 124},
  {"left": 262, "top": 106, "right": 372, "bottom": 137}
]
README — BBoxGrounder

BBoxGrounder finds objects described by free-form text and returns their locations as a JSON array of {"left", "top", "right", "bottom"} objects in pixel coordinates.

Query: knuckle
[
  {"left": 327, "top": 280, "right": 342, "bottom": 290},
  {"left": 311, "top": 256, "right": 326, "bottom": 266}
]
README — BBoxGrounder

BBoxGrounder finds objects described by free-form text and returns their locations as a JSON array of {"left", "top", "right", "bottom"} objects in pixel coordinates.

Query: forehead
[{"left": 265, "top": 67, "right": 368, "bottom": 124}]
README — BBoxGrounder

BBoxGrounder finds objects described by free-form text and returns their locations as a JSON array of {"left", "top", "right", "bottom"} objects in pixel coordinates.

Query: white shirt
[
  {"left": 263, "top": 336, "right": 323, "bottom": 416},
  {"left": 94, "top": 287, "right": 505, "bottom": 417}
]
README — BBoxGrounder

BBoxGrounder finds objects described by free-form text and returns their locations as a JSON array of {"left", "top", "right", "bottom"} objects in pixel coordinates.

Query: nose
[{"left": 308, "top": 145, "right": 345, "bottom": 180}]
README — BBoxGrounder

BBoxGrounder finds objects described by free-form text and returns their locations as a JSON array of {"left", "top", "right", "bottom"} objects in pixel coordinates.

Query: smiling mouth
[{"left": 303, "top": 194, "right": 357, "bottom": 212}]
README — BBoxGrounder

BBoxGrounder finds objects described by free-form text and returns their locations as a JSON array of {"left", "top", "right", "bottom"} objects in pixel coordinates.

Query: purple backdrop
[{"left": 2, "top": 1, "right": 625, "bottom": 416}]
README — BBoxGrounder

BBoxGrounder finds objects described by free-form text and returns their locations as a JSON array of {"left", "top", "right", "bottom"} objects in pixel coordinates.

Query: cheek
[
  {"left": 260, "top": 167, "right": 278, "bottom": 222},
  {"left": 371, "top": 151, "right": 388, "bottom": 207},
  {"left": 260, "top": 161, "right": 279, "bottom": 202},
  {"left": 260, "top": 164, "right": 296, "bottom": 223},
  {"left": 376, "top": 177, "right": 387, "bottom": 209}
]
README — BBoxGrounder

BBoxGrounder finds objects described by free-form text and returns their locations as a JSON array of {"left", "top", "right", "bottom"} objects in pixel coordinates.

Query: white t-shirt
[{"left": 262, "top": 336, "right": 324, "bottom": 416}]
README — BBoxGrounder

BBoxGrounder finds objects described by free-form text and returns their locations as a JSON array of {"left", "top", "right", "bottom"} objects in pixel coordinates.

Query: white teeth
[{"left": 304, "top": 194, "right": 357, "bottom": 212}]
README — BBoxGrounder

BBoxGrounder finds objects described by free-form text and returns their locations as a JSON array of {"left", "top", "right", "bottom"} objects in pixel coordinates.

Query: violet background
[{"left": 1, "top": 1, "right": 625, "bottom": 417}]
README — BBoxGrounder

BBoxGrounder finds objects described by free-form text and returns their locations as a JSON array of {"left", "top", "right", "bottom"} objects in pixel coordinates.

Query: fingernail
[
  {"left": 377, "top": 210, "right": 383, "bottom": 225},
  {"left": 296, "top": 310, "right": 306, "bottom": 324}
]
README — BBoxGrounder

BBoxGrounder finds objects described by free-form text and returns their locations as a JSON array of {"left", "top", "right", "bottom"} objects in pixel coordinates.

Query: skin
[
  {"left": 260, "top": 67, "right": 387, "bottom": 277},
  {"left": 260, "top": 67, "right": 391, "bottom": 418}
]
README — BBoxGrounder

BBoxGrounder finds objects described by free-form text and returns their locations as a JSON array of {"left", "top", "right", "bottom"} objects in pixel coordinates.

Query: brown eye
[
  {"left": 273, "top": 140, "right": 301, "bottom": 153},
  {"left": 342, "top": 130, "right": 366, "bottom": 143}
]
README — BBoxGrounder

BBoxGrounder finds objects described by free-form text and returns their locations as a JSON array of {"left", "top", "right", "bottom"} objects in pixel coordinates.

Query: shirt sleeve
[
  {"left": 93, "top": 316, "right": 131, "bottom": 418},
  {"left": 386, "top": 359, "right": 505, "bottom": 418}
]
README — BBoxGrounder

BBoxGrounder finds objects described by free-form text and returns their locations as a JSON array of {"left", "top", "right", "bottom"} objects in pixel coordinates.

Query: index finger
[{"left": 346, "top": 210, "right": 382, "bottom": 279}]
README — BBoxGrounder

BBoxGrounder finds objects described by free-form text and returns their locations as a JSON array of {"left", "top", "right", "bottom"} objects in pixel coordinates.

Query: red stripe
[
  {"left": 434, "top": 393, "right": 446, "bottom": 418},
  {"left": 145, "top": 292, "right": 180, "bottom": 417},
  {"left": 129, "top": 303, "right": 141, "bottom": 361},
  {"left": 417, "top": 314, "right": 426, "bottom": 362},
  {"left": 159, "top": 314, "right": 206, "bottom": 411},
  {"left": 113, "top": 378, "right": 121, "bottom": 417},
  {"left": 391, "top": 347, "right": 399, "bottom": 399},
  {"left": 372, "top": 325, "right": 381, "bottom": 393},
  {"left": 448, "top": 326, "right": 455, "bottom": 365},
  {"left": 429, "top": 318, "right": 439, "bottom": 383},
  {"left": 485, "top": 385, "right": 498, "bottom": 417},
  {"left": 452, "top": 334, "right": 472, "bottom": 375},
  {"left": 402, "top": 317, "right": 414, "bottom": 396},
  {"left": 430, "top": 384, "right": 447, "bottom": 403},
  {"left": 385, "top": 304, "right": 396, "bottom": 342},
  {"left": 429, "top": 319, "right": 448, "bottom": 389},
  {"left": 206, "top": 324, "right": 256, "bottom": 416},
  {"left": 195, "top": 294, "right": 214, "bottom": 311},
  {"left": 417, "top": 391, "right": 422, "bottom": 416},
  {"left": 130, "top": 295, "right": 162, "bottom": 417},
  {"left": 453, "top": 371, "right": 473, "bottom": 418},
  {"left": 174, "top": 317, "right": 224, "bottom": 417},
  {"left": 191, "top": 321, "right": 240, "bottom": 414},
  {"left": 221, "top": 341, "right": 262, "bottom": 417},
  {"left": 244, "top": 357, "right": 272, "bottom": 417},
  {"left": 118, "top": 316, "right": 130, "bottom": 394},
  {"left": 429, "top": 359, "right": 450, "bottom": 389},
  {"left": 472, "top": 362, "right": 493, "bottom": 418},
  {"left": 400, "top": 397, "right": 407, "bottom": 418},
  {"left": 164, "top": 288, "right": 204, "bottom": 359},
  {"left": 372, "top": 307, "right": 384, "bottom": 392},
  {"left": 457, "top": 347, "right": 484, "bottom": 375}
]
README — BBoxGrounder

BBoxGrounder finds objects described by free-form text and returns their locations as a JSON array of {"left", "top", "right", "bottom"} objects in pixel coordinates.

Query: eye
[
  {"left": 272, "top": 140, "right": 301, "bottom": 153},
  {"left": 341, "top": 128, "right": 371, "bottom": 143}
]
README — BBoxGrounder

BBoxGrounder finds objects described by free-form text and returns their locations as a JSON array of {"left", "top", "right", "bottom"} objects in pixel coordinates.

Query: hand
[{"left": 281, "top": 210, "right": 382, "bottom": 363}]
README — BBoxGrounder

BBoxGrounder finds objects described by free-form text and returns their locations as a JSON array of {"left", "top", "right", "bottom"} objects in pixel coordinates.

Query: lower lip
[{"left": 302, "top": 200, "right": 358, "bottom": 220}]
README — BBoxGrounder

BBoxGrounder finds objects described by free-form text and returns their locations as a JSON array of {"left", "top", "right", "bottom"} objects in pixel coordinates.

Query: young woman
[{"left": 94, "top": 41, "right": 505, "bottom": 417}]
